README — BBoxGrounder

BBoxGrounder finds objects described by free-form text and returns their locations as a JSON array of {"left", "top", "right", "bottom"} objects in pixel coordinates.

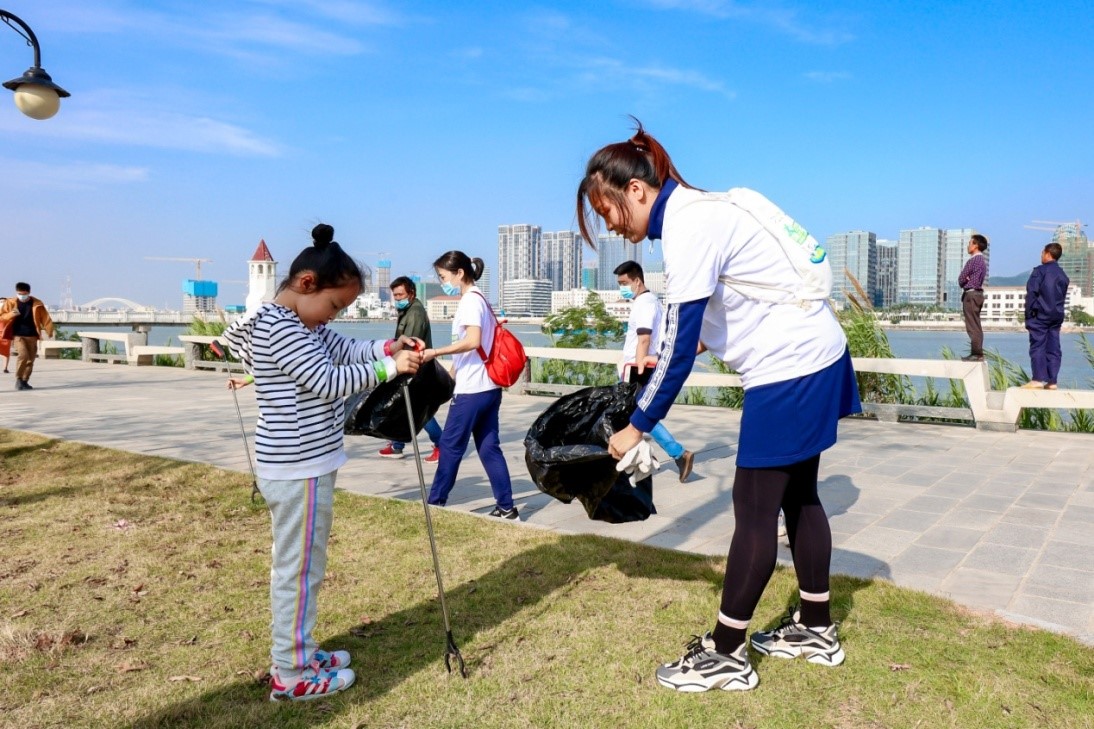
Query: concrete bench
[
  {"left": 77, "top": 331, "right": 143, "bottom": 365},
  {"left": 130, "top": 345, "right": 186, "bottom": 366},
  {"left": 178, "top": 335, "right": 244, "bottom": 372},
  {"left": 39, "top": 340, "right": 84, "bottom": 359}
]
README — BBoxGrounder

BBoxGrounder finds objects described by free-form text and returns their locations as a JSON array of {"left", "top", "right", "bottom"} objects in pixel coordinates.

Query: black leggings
[{"left": 719, "top": 455, "right": 831, "bottom": 623}]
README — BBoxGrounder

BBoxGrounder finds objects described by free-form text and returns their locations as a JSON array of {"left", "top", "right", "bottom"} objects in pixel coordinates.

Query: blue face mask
[
  {"left": 394, "top": 299, "right": 410, "bottom": 311},
  {"left": 441, "top": 282, "right": 460, "bottom": 297},
  {"left": 619, "top": 285, "right": 635, "bottom": 301}
]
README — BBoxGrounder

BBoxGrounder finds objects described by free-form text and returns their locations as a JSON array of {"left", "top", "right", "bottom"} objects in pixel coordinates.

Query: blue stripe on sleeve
[{"left": 631, "top": 297, "right": 707, "bottom": 432}]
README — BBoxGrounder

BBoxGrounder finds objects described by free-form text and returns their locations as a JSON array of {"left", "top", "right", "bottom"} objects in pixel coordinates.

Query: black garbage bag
[
  {"left": 524, "top": 382, "right": 656, "bottom": 523},
  {"left": 344, "top": 360, "right": 454, "bottom": 442}
]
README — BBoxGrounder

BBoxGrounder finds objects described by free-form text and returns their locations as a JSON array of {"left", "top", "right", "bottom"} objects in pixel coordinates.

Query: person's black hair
[
  {"left": 277, "top": 224, "right": 364, "bottom": 294},
  {"left": 1045, "top": 242, "right": 1063, "bottom": 260},
  {"left": 433, "top": 250, "right": 483, "bottom": 285},
  {"left": 970, "top": 234, "right": 988, "bottom": 252},
  {"left": 389, "top": 275, "right": 417, "bottom": 298},
  {"left": 15, "top": 282, "right": 30, "bottom": 292},
  {"left": 613, "top": 260, "right": 644, "bottom": 282}
]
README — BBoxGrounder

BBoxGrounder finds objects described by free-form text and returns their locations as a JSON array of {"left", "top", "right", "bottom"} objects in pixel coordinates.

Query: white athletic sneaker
[
  {"left": 750, "top": 606, "right": 845, "bottom": 666},
  {"left": 269, "top": 660, "right": 355, "bottom": 702},
  {"left": 312, "top": 648, "right": 351, "bottom": 670},
  {"left": 655, "top": 633, "right": 758, "bottom": 692}
]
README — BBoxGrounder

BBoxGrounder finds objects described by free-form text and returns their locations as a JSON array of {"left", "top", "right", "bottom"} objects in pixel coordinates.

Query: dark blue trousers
[
  {"left": 428, "top": 388, "right": 514, "bottom": 510},
  {"left": 1028, "top": 319, "right": 1062, "bottom": 385}
]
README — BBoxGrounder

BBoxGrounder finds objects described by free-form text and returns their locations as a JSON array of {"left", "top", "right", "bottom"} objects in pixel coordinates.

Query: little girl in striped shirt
[{"left": 224, "top": 223, "right": 421, "bottom": 701}]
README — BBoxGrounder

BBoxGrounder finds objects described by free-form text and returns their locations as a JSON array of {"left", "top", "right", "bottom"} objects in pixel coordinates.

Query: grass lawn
[{"left": 2, "top": 429, "right": 1092, "bottom": 728}]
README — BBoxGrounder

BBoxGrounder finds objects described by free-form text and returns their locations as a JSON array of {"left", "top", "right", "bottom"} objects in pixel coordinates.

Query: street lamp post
[{"left": 1, "top": 9, "right": 69, "bottom": 119}]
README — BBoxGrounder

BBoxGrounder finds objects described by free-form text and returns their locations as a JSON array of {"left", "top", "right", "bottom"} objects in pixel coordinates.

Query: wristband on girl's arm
[
  {"left": 244, "top": 374, "right": 254, "bottom": 384},
  {"left": 383, "top": 339, "right": 395, "bottom": 357}
]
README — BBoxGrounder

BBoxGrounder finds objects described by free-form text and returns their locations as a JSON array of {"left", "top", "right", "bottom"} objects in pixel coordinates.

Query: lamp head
[{"left": 3, "top": 66, "right": 69, "bottom": 120}]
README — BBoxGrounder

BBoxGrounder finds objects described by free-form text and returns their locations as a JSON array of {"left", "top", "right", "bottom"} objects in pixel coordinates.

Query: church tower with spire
[{"left": 245, "top": 239, "right": 278, "bottom": 314}]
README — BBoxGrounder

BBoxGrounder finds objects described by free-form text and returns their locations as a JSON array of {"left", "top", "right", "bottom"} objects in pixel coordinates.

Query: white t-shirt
[
  {"left": 662, "top": 186, "right": 847, "bottom": 389},
  {"left": 619, "top": 290, "right": 663, "bottom": 379},
  {"left": 451, "top": 286, "right": 499, "bottom": 394}
]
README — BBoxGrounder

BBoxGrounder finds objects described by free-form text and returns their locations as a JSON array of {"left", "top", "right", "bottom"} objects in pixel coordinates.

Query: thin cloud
[
  {"left": 0, "top": 158, "right": 149, "bottom": 190},
  {"left": 586, "top": 57, "right": 735, "bottom": 98},
  {"left": 0, "top": 91, "right": 282, "bottom": 157},
  {"left": 644, "top": 0, "right": 855, "bottom": 45},
  {"left": 804, "top": 71, "right": 851, "bottom": 83},
  {"left": 246, "top": 0, "right": 407, "bottom": 26}
]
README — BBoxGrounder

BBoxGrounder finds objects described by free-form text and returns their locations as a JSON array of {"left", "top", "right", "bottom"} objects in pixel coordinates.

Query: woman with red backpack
[{"left": 421, "top": 250, "right": 519, "bottom": 520}]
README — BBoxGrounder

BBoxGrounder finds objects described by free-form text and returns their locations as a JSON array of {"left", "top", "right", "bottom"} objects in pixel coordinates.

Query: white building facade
[
  {"left": 981, "top": 285, "right": 1080, "bottom": 325},
  {"left": 245, "top": 239, "right": 278, "bottom": 315},
  {"left": 498, "top": 224, "right": 541, "bottom": 308}
]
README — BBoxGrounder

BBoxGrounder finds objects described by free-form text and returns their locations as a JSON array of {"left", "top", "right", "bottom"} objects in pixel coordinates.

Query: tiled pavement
[{"left": 3, "top": 359, "right": 1092, "bottom": 645}]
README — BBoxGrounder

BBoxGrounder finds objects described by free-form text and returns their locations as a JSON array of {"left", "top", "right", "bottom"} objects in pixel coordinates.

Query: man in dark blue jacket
[{"left": 1023, "top": 243, "right": 1070, "bottom": 389}]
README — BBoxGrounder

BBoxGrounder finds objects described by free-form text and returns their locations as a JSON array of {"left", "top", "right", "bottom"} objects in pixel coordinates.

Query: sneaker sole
[
  {"left": 655, "top": 670, "right": 758, "bottom": 692},
  {"left": 378, "top": 453, "right": 405, "bottom": 459},
  {"left": 269, "top": 673, "right": 356, "bottom": 702},
  {"left": 751, "top": 639, "right": 845, "bottom": 667}
]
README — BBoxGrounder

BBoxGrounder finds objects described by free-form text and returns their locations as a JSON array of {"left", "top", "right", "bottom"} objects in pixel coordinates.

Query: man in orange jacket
[{"left": 0, "top": 282, "right": 55, "bottom": 390}]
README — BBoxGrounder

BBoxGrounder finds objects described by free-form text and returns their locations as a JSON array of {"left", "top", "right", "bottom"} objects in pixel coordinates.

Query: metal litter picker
[
  {"left": 208, "top": 340, "right": 260, "bottom": 503},
  {"left": 402, "top": 380, "right": 467, "bottom": 678}
]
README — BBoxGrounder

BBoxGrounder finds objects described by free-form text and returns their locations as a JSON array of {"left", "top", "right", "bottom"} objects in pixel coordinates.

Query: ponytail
[{"left": 576, "top": 117, "right": 693, "bottom": 251}]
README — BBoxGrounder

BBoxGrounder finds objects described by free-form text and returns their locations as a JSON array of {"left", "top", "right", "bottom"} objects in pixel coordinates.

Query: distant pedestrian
[
  {"left": 578, "top": 121, "right": 860, "bottom": 692},
  {"left": 614, "top": 260, "right": 694, "bottom": 481},
  {"left": 958, "top": 234, "right": 989, "bottom": 362},
  {"left": 378, "top": 276, "right": 443, "bottom": 463},
  {"left": 1022, "top": 243, "right": 1070, "bottom": 390},
  {"left": 421, "top": 251, "right": 518, "bottom": 519},
  {"left": 0, "top": 282, "right": 55, "bottom": 390},
  {"left": 223, "top": 223, "right": 422, "bottom": 702}
]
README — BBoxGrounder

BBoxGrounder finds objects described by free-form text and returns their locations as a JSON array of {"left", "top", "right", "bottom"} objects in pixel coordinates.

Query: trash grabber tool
[
  {"left": 402, "top": 380, "right": 467, "bottom": 678},
  {"left": 209, "top": 340, "right": 261, "bottom": 503}
]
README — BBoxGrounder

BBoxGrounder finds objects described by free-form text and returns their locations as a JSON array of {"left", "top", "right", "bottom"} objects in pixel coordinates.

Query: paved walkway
[{"left": 3, "top": 359, "right": 1092, "bottom": 645}]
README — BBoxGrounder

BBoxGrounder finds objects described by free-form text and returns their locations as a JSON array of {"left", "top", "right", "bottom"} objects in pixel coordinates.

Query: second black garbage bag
[
  {"left": 524, "top": 382, "right": 656, "bottom": 523},
  {"left": 344, "top": 359, "right": 455, "bottom": 442}
]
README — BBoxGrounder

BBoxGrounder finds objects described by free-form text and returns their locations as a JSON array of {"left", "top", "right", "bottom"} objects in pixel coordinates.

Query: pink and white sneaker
[{"left": 269, "top": 660, "right": 355, "bottom": 702}]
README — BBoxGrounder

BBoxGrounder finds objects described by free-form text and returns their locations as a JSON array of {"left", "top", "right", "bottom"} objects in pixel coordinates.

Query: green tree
[
  {"left": 538, "top": 293, "right": 625, "bottom": 386},
  {"left": 1068, "top": 306, "right": 1094, "bottom": 325}
]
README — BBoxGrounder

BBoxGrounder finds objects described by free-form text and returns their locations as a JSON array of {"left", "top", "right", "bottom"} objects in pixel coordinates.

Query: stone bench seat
[
  {"left": 39, "top": 341, "right": 84, "bottom": 359},
  {"left": 130, "top": 345, "right": 186, "bottom": 366}
]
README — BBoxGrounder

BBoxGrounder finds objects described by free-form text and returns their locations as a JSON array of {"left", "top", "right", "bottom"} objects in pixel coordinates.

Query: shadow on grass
[{"left": 124, "top": 534, "right": 725, "bottom": 728}]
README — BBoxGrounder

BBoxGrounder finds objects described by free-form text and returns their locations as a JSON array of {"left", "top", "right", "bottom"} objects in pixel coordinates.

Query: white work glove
[{"left": 615, "top": 439, "right": 660, "bottom": 486}]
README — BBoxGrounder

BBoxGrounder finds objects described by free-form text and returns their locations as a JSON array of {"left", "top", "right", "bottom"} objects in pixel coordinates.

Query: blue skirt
[{"left": 736, "top": 348, "right": 861, "bottom": 469}]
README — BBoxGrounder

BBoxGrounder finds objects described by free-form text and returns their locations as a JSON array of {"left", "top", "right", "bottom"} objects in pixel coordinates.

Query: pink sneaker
[
  {"left": 424, "top": 446, "right": 441, "bottom": 464},
  {"left": 269, "top": 660, "right": 355, "bottom": 702}
]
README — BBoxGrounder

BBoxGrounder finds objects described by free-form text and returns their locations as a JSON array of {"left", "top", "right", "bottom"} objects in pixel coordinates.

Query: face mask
[
  {"left": 441, "top": 282, "right": 460, "bottom": 297},
  {"left": 394, "top": 299, "right": 410, "bottom": 311},
  {"left": 16, "top": 294, "right": 29, "bottom": 302},
  {"left": 619, "top": 285, "right": 635, "bottom": 301}
]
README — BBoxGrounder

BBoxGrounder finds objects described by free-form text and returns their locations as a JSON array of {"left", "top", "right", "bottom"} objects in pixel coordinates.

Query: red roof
[{"left": 250, "top": 239, "right": 274, "bottom": 262}]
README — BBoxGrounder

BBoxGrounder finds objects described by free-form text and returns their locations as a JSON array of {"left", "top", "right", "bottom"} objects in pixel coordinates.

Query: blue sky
[{"left": 2, "top": 0, "right": 1092, "bottom": 308}]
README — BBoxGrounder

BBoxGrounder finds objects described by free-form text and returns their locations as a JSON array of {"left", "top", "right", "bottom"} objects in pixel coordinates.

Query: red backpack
[{"left": 473, "top": 292, "right": 528, "bottom": 387}]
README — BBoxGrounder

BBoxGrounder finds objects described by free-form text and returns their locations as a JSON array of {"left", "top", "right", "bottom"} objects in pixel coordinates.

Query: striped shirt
[{"left": 223, "top": 302, "right": 396, "bottom": 480}]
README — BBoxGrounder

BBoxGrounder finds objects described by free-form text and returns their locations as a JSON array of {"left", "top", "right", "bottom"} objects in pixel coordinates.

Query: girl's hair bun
[{"left": 311, "top": 223, "right": 335, "bottom": 249}]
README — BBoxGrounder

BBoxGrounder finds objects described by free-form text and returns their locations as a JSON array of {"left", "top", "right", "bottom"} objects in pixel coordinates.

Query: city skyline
[{"left": 3, "top": 1, "right": 1091, "bottom": 308}]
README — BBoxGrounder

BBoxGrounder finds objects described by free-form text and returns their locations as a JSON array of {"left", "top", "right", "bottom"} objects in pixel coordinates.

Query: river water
[{"left": 75, "top": 322, "right": 1093, "bottom": 390}]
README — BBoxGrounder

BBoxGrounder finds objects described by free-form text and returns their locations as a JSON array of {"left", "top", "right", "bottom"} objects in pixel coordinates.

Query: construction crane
[
  {"left": 1024, "top": 219, "right": 1086, "bottom": 235},
  {"left": 145, "top": 256, "right": 213, "bottom": 278}
]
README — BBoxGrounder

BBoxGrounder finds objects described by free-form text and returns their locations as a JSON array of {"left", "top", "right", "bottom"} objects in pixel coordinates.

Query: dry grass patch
[{"left": 2, "top": 429, "right": 1092, "bottom": 728}]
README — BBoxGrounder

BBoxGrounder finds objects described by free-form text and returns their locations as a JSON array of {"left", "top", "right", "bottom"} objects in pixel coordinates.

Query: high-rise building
[
  {"left": 942, "top": 229, "right": 979, "bottom": 310},
  {"left": 582, "top": 266, "right": 598, "bottom": 290},
  {"left": 498, "top": 224, "right": 541, "bottom": 306},
  {"left": 540, "top": 231, "right": 584, "bottom": 291},
  {"left": 183, "top": 279, "right": 218, "bottom": 314},
  {"left": 898, "top": 227, "right": 944, "bottom": 306},
  {"left": 376, "top": 259, "right": 392, "bottom": 302},
  {"left": 597, "top": 232, "right": 641, "bottom": 289},
  {"left": 875, "top": 239, "right": 898, "bottom": 308},
  {"left": 1052, "top": 222, "right": 1090, "bottom": 295},
  {"left": 825, "top": 231, "right": 877, "bottom": 305},
  {"left": 478, "top": 265, "right": 493, "bottom": 304},
  {"left": 502, "top": 279, "right": 552, "bottom": 317},
  {"left": 245, "top": 239, "right": 277, "bottom": 315}
]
